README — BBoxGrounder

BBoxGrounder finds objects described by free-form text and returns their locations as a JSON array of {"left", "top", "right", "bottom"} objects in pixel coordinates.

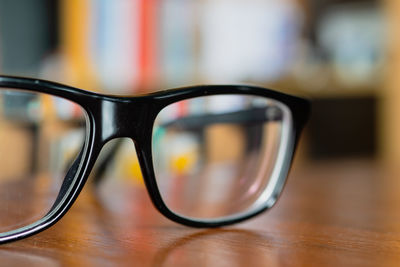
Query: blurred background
[{"left": 0, "top": 0, "right": 396, "bottom": 167}]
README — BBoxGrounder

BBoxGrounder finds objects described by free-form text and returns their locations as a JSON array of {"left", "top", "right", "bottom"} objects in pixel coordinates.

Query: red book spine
[{"left": 138, "top": 0, "right": 158, "bottom": 92}]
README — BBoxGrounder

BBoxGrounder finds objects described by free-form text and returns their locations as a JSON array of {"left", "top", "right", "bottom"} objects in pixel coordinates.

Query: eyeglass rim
[{"left": 0, "top": 75, "right": 310, "bottom": 243}]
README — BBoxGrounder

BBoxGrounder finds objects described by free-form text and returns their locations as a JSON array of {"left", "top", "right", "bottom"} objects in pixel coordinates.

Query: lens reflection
[
  {"left": 152, "top": 94, "right": 290, "bottom": 220},
  {"left": 0, "top": 89, "right": 86, "bottom": 232}
]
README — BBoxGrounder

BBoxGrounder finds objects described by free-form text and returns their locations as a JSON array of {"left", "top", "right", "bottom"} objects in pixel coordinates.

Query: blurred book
[
  {"left": 60, "top": 0, "right": 98, "bottom": 91},
  {"left": 159, "top": 0, "right": 196, "bottom": 87},
  {"left": 61, "top": 0, "right": 159, "bottom": 93},
  {"left": 91, "top": 0, "right": 140, "bottom": 93},
  {"left": 137, "top": 0, "right": 159, "bottom": 91}
]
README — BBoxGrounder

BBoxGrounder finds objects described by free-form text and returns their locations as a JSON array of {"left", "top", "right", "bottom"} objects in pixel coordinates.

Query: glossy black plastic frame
[{"left": 0, "top": 76, "right": 310, "bottom": 243}]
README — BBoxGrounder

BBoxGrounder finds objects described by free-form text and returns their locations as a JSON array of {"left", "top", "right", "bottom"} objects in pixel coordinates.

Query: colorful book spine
[{"left": 60, "top": 0, "right": 98, "bottom": 91}]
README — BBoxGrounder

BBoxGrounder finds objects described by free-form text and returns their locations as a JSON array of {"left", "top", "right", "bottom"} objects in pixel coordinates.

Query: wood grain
[{"left": 1, "top": 159, "right": 400, "bottom": 266}]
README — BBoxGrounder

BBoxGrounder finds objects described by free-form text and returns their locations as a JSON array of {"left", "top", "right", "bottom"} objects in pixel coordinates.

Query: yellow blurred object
[
  {"left": 171, "top": 152, "right": 195, "bottom": 175},
  {"left": 122, "top": 156, "right": 144, "bottom": 186}
]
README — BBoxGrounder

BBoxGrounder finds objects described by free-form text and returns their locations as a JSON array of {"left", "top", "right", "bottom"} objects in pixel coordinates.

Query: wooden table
[{"left": 1, "top": 159, "right": 400, "bottom": 266}]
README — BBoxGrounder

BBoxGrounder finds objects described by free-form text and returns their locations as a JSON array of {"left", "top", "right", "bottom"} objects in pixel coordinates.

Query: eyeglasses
[{"left": 0, "top": 76, "right": 310, "bottom": 243}]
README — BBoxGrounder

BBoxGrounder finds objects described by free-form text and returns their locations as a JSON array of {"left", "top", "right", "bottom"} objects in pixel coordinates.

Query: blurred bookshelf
[
  {"left": 0, "top": 0, "right": 387, "bottom": 160},
  {"left": 0, "top": 0, "right": 385, "bottom": 93}
]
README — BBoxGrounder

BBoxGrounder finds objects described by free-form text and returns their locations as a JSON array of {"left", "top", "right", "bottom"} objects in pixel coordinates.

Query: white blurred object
[
  {"left": 207, "top": 95, "right": 245, "bottom": 113},
  {"left": 199, "top": 0, "right": 303, "bottom": 83}
]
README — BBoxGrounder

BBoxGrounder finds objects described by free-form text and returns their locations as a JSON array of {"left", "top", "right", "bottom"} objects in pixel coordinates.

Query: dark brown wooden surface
[{"left": 2, "top": 159, "right": 400, "bottom": 266}]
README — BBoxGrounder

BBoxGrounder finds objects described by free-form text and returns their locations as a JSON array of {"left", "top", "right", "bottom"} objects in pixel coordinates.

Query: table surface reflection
[{"left": 2, "top": 159, "right": 400, "bottom": 266}]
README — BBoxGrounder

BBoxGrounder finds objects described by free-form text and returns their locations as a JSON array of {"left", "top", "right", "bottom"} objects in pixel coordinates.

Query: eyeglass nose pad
[
  {"left": 91, "top": 139, "right": 124, "bottom": 185},
  {"left": 48, "top": 149, "right": 84, "bottom": 212}
]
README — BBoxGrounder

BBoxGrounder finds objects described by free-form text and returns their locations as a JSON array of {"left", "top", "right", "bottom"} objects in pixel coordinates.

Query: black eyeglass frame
[{"left": 0, "top": 76, "right": 310, "bottom": 243}]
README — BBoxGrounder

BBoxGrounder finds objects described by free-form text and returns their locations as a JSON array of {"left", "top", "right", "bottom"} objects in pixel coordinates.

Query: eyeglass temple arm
[
  {"left": 92, "top": 106, "right": 282, "bottom": 186},
  {"left": 160, "top": 106, "right": 282, "bottom": 130}
]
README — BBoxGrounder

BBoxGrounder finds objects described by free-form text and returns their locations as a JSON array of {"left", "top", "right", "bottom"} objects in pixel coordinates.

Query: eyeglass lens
[
  {"left": 152, "top": 94, "right": 291, "bottom": 220},
  {"left": 0, "top": 89, "right": 86, "bottom": 233}
]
